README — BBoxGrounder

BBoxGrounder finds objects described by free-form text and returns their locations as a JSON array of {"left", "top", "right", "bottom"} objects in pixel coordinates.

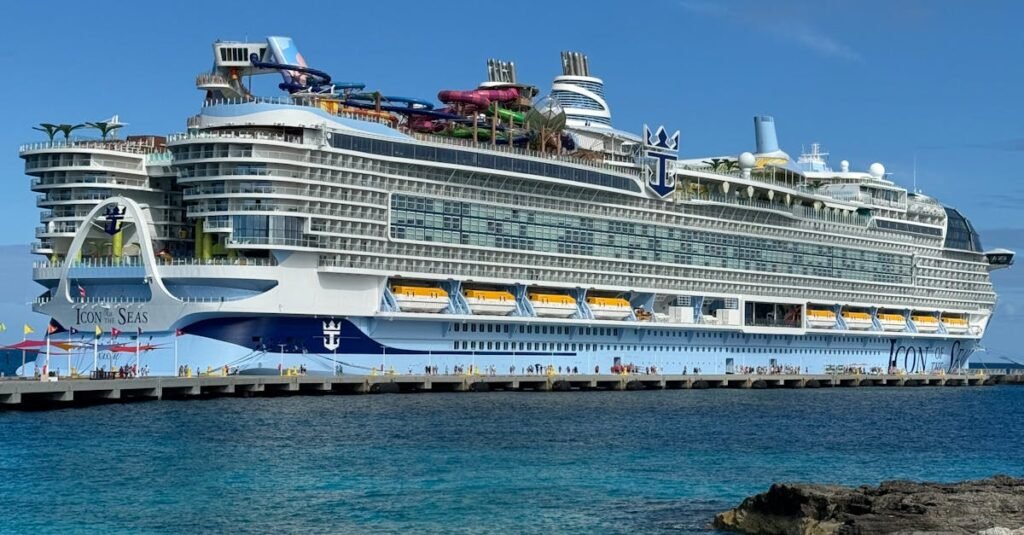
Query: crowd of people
[{"left": 732, "top": 364, "right": 806, "bottom": 375}]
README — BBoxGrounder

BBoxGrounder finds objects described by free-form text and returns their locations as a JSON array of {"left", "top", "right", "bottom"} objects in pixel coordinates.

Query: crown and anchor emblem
[
  {"left": 322, "top": 320, "right": 341, "bottom": 351},
  {"left": 641, "top": 125, "right": 680, "bottom": 199},
  {"left": 103, "top": 204, "right": 127, "bottom": 236}
]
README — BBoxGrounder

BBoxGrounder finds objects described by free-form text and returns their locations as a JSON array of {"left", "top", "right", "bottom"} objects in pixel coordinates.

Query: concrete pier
[{"left": 0, "top": 372, "right": 1020, "bottom": 410}]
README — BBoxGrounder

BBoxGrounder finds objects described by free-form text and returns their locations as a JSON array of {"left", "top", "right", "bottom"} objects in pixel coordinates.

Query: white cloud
[{"left": 679, "top": 0, "right": 863, "bottom": 62}]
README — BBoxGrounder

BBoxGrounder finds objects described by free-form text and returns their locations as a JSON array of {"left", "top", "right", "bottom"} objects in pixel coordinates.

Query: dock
[{"left": 1, "top": 371, "right": 1022, "bottom": 410}]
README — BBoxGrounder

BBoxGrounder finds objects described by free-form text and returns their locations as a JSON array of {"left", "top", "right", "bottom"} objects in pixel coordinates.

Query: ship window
[{"left": 943, "top": 207, "right": 982, "bottom": 252}]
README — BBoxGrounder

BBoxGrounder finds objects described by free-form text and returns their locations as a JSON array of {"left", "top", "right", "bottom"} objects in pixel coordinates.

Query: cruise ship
[{"left": 16, "top": 36, "right": 1014, "bottom": 377}]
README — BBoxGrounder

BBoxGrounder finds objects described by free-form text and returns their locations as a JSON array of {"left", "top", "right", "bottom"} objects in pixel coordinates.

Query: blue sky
[{"left": 0, "top": 0, "right": 1021, "bottom": 359}]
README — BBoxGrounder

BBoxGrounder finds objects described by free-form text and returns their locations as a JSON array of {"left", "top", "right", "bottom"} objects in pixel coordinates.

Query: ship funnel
[
  {"left": 486, "top": 58, "right": 517, "bottom": 84},
  {"left": 754, "top": 116, "right": 780, "bottom": 154},
  {"left": 560, "top": 51, "right": 591, "bottom": 77}
]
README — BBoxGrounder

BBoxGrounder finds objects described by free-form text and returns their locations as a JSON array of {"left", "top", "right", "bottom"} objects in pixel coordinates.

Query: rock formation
[{"left": 713, "top": 475, "right": 1024, "bottom": 534}]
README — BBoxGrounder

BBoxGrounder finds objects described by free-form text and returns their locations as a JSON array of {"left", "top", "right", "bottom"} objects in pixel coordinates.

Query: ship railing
[
  {"left": 196, "top": 73, "right": 230, "bottom": 86},
  {"left": 31, "top": 175, "right": 150, "bottom": 189},
  {"left": 826, "top": 190, "right": 908, "bottom": 210},
  {"left": 167, "top": 129, "right": 309, "bottom": 146},
  {"left": 77, "top": 296, "right": 149, "bottom": 305},
  {"left": 199, "top": 97, "right": 392, "bottom": 126},
  {"left": 36, "top": 223, "right": 79, "bottom": 234},
  {"left": 679, "top": 191, "right": 941, "bottom": 247},
  {"left": 407, "top": 132, "right": 640, "bottom": 177},
  {"left": 34, "top": 256, "right": 277, "bottom": 269},
  {"left": 25, "top": 157, "right": 147, "bottom": 172},
  {"left": 19, "top": 138, "right": 164, "bottom": 155}
]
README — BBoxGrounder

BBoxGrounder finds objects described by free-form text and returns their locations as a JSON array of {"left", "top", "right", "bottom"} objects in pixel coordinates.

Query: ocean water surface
[{"left": 1, "top": 386, "right": 1023, "bottom": 533}]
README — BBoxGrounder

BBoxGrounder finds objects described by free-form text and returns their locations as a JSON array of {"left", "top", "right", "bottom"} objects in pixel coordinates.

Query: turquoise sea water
[{"left": 1, "top": 387, "right": 1023, "bottom": 533}]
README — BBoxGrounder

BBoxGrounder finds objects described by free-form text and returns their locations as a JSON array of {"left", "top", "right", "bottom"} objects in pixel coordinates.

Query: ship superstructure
[{"left": 17, "top": 36, "right": 1014, "bottom": 377}]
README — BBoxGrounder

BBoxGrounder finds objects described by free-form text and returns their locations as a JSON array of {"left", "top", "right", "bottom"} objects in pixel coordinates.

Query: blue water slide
[
  {"left": 250, "top": 53, "right": 334, "bottom": 93},
  {"left": 340, "top": 98, "right": 461, "bottom": 120},
  {"left": 346, "top": 93, "right": 434, "bottom": 110}
]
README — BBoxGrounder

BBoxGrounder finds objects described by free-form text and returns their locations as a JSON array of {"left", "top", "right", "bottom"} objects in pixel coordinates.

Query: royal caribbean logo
[
  {"left": 322, "top": 320, "right": 341, "bottom": 351},
  {"left": 103, "top": 205, "right": 126, "bottom": 236},
  {"left": 642, "top": 125, "right": 680, "bottom": 198}
]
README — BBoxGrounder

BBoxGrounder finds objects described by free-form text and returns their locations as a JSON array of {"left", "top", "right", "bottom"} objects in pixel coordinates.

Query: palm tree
[
  {"left": 86, "top": 121, "right": 123, "bottom": 140},
  {"left": 702, "top": 158, "right": 727, "bottom": 172},
  {"left": 32, "top": 123, "right": 60, "bottom": 143},
  {"left": 55, "top": 123, "right": 86, "bottom": 142}
]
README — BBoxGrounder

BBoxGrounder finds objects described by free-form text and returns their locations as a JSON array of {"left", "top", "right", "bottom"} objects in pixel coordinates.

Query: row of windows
[
  {"left": 392, "top": 219, "right": 909, "bottom": 282},
  {"left": 452, "top": 323, "right": 623, "bottom": 336},
  {"left": 392, "top": 196, "right": 911, "bottom": 266},
  {"left": 874, "top": 218, "right": 943, "bottom": 237},
  {"left": 329, "top": 134, "right": 640, "bottom": 193},
  {"left": 452, "top": 339, "right": 890, "bottom": 356},
  {"left": 391, "top": 196, "right": 914, "bottom": 285},
  {"left": 393, "top": 226, "right": 909, "bottom": 284},
  {"left": 451, "top": 324, "right": 893, "bottom": 345}
]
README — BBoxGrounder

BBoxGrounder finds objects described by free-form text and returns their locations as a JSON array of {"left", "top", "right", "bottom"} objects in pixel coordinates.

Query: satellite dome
[
  {"left": 840, "top": 160, "right": 850, "bottom": 172},
  {"left": 869, "top": 162, "right": 885, "bottom": 179},
  {"left": 738, "top": 152, "right": 756, "bottom": 169}
]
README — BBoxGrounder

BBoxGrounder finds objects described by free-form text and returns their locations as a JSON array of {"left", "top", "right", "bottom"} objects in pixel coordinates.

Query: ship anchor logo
[{"left": 322, "top": 320, "right": 341, "bottom": 351}]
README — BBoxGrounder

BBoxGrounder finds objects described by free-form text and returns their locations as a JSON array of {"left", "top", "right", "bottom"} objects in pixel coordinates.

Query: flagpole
[
  {"left": 93, "top": 333, "right": 98, "bottom": 377},
  {"left": 174, "top": 332, "right": 179, "bottom": 376},
  {"left": 135, "top": 331, "right": 141, "bottom": 376},
  {"left": 45, "top": 332, "right": 51, "bottom": 379},
  {"left": 67, "top": 330, "right": 72, "bottom": 378}
]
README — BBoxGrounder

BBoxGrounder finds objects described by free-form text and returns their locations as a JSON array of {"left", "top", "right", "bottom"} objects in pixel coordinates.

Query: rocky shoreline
[{"left": 713, "top": 476, "right": 1024, "bottom": 534}]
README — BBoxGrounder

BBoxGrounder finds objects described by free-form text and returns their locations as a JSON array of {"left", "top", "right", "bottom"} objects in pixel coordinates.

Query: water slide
[
  {"left": 250, "top": 52, "right": 333, "bottom": 93},
  {"left": 437, "top": 87, "right": 518, "bottom": 110},
  {"left": 255, "top": 36, "right": 364, "bottom": 94}
]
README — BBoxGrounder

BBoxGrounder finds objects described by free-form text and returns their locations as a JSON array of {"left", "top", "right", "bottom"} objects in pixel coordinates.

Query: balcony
[{"left": 20, "top": 138, "right": 164, "bottom": 156}]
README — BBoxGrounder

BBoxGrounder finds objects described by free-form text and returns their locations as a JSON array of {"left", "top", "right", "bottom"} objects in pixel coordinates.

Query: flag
[
  {"left": 111, "top": 327, "right": 121, "bottom": 339},
  {"left": 78, "top": 284, "right": 86, "bottom": 299},
  {"left": 137, "top": 327, "right": 143, "bottom": 336},
  {"left": 95, "top": 325, "right": 102, "bottom": 338},
  {"left": 46, "top": 322, "right": 58, "bottom": 335},
  {"left": 69, "top": 327, "right": 79, "bottom": 335},
  {"left": 23, "top": 324, "right": 33, "bottom": 335},
  {"left": 0, "top": 323, "right": 6, "bottom": 333},
  {"left": 175, "top": 329, "right": 184, "bottom": 337}
]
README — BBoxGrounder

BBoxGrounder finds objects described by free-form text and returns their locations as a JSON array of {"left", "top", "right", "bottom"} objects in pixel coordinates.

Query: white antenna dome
[
  {"left": 840, "top": 160, "right": 849, "bottom": 172},
  {"left": 738, "top": 152, "right": 756, "bottom": 169},
  {"left": 869, "top": 162, "right": 885, "bottom": 179}
]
